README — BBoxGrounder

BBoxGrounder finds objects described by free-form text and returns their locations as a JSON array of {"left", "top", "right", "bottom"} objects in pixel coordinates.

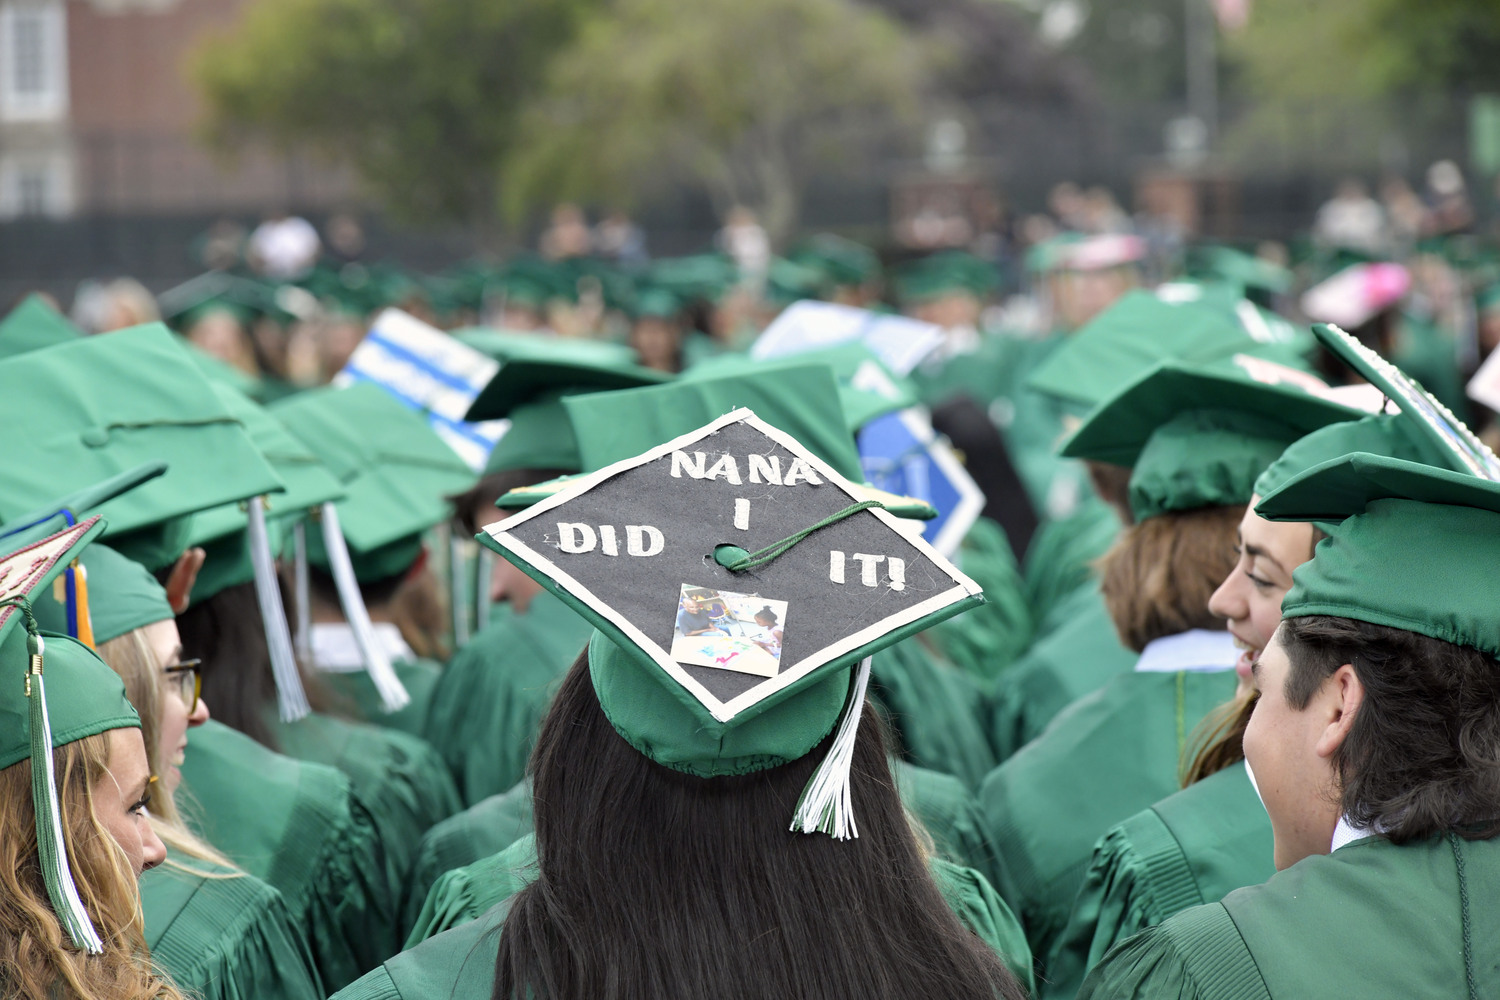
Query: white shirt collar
[
  {"left": 310, "top": 622, "right": 415, "bottom": 672},
  {"left": 1133, "top": 629, "right": 1239, "bottom": 673},
  {"left": 1330, "top": 815, "right": 1379, "bottom": 853}
]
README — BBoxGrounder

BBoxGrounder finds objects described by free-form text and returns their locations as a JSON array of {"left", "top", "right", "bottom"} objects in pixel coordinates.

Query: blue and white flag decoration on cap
[
  {"left": 750, "top": 301, "right": 944, "bottom": 376},
  {"left": 857, "top": 408, "right": 984, "bottom": 558},
  {"left": 336, "top": 309, "right": 508, "bottom": 472}
]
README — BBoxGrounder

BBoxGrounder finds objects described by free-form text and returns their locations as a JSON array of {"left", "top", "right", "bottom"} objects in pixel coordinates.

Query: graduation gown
[
  {"left": 318, "top": 657, "right": 444, "bottom": 740},
  {"left": 270, "top": 711, "right": 462, "bottom": 894},
  {"left": 1045, "top": 762, "right": 1274, "bottom": 999},
  {"left": 870, "top": 636, "right": 997, "bottom": 789},
  {"left": 1021, "top": 497, "right": 1121, "bottom": 635},
  {"left": 978, "top": 648, "right": 1239, "bottom": 977},
  {"left": 988, "top": 582, "right": 1137, "bottom": 763},
  {"left": 924, "top": 516, "right": 1035, "bottom": 684},
  {"left": 374, "top": 836, "right": 1035, "bottom": 999},
  {"left": 422, "top": 590, "right": 593, "bottom": 805},
  {"left": 177, "top": 720, "right": 400, "bottom": 991},
  {"left": 1079, "top": 833, "right": 1500, "bottom": 999},
  {"left": 142, "top": 858, "right": 324, "bottom": 1000}
]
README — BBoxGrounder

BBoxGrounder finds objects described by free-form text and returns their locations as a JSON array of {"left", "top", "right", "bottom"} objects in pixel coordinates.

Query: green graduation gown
[
  {"left": 376, "top": 835, "right": 1035, "bottom": 999},
  {"left": 978, "top": 654, "right": 1239, "bottom": 978},
  {"left": 423, "top": 591, "right": 593, "bottom": 805},
  {"left": 1079, "top": 833, "right": 1500, "bottom": 999},
  {"left": 870, "top": 637, "right": 997, "bottom": 789},
  {"left": 177, "top": 720, "right": 400, "bottom": 991},
  {"left": 1021, "top": 497, "right": 1121, "bottom": 634},
  {"left": 318, "top": 657, "right": 445, "bottom": 740},
  {"left": 142, "top": 858, "right": 324, "bottom": 1000},
  {"left": 923, "top": 516, "right": 1035, "bottom": 684},
  {"left": 1044, "top": 761, "right": 1274, "bottom": 999},
  {"left": 987, "top": 582, "right": 1138, "bottom": 763}
]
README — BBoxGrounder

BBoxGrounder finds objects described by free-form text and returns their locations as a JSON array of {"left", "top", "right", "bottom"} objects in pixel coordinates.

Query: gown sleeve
[{"left": 930, "top": 856, "right": 1037, "bottom": 998}]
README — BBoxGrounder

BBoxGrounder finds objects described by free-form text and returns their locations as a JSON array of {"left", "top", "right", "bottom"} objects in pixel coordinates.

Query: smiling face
[
  {"left": 142, "top": 617, "right": 210, "bottom": 794},
  {"left": 1209, "top": 498, "right": 1316, "bottom": 697},
  {"left": 92, "top": 727, "right": 167, "bottom": 877}
]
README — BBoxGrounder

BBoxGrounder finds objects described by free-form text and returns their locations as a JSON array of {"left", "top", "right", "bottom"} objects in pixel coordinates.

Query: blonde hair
[
  {"left": 96, "top": 630, "right": 236, "bottom": 873},
  {"left": 0, "top": 734, "right": 187, "bottom": 1000}
]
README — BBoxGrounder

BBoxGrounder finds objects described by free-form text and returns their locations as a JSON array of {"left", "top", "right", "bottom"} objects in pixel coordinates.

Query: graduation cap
[
  {"left": 0, "top": 294, "right": 82, "bottom": 360},
  {"left": 787, "top": 234, "right": 881, "bottom": 288},
  {"left": 1061, "top": 359, "right": 1366, "bottom": 521},
  {"left": 480, "top": 407, "right": 982, "bottom": 839},
  {"left": 1256, "top": 453, "right": 1500, "bottom": 658},
  {"left": 892, "top": 251, "right": 997, "bottom": 304},
  {"left": 0, "top": 518, "right": 140, "bottom": 954},
  {"left": 158, "top": 271, "right": 305, "bottom": 331},
  {"left": 1300, "top": 262, "right": 1410, "bottom": 330},
  {"left": 32, "top": 543, "right": 173, "bottom": 647},
  {"left": 271, "top": 383, "right": 473, "bottom": 708},
  {"left": 0, "top": 324, "right": 283, "bottom": 571},
  {"left": 1184, "top": 245, "right": 1293, "bottom": 296},
  {"left": 465, "top": 337, "right": 672, "bottom": 475},
  {"left": 1026, "top": 288, "right": 1311, "bottom": 411},
  {"left": 180, "top": 383, "right": 349, "bottom": 720}
]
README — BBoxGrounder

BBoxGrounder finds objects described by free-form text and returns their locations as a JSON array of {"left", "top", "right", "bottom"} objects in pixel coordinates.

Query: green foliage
[
  {"left": 193, "top": 0, "right": 600, "bottom": 222},
  {"left": 496, "top": 0, "right": 934, "bottom": 239}
]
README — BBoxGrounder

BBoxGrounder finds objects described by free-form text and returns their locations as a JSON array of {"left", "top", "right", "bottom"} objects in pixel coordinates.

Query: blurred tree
[
  {"left": 499, "top": 0, "right": 935, "bottom": 241},
  {"left": 1229, "top": 0, "right": 1500, "bottom": 100},
  {"left": 192, "top": 0, "right": 601, "bottom": 223}
]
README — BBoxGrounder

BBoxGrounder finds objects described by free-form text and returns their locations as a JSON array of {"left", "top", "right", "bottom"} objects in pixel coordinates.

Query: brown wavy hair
[
  {"left": 0, "top": 734, "right": 187, "bottom": 1000},
  {"left": 1279, "top": 614, "right": 1500, "bottom": 843},
  {"left": 1096, "top": 504, "right": 1243, "bottom": 652}
]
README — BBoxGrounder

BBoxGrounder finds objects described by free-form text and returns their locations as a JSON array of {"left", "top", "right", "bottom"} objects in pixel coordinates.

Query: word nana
[
  {"left": 555, "top": 523, "right": 665, "bottom": 557},
  {"left": 670, "top": 450, "right": 823, "bottom": 486}
]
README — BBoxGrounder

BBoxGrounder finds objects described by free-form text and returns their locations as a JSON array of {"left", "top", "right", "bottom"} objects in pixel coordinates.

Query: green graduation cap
[
  {"left": 1060, "top": 359, "right": 1365, "bottom": 521},
  {"left": 464, "top": 337, "right": 672, "bottom": 475},
  {"left": 764, "top": 256, "right": 833, "bottom": 307},
  {"left": 0, "top": 294, "right": 82, "bottom": 360},
  {"left": 32, "top": 543, "right": 173, "bottom": 646},
  {"left": 892, "top": 251, "right": 997, "bottom": 304},
  {"left": 788, "top": 234, "right": 881, "bottom": 288},
  {"left": 1185, "top": 245, "right": 1293, "bottom": 296},
  {"left": 479, "top": 407, "right": 983, "bottom": 838},
  {"left": 1026, "top": 288, "right": 1312, "bottom": 411},
  {"left": 0, "top": 324, "right": 283, "bottom": 572},
  {"left": 628, "top": 284, "right": 685, "bottom": 321},
  {"left": 1256, "top": 453, "right": 1500, "bottom": 658},
  {"left": 272, "top": 381, "right": 474, "bottom": 582},
  {"left": 646, "top": 254, "right": 739, "bottom": 305},
  {"left": 158, "top": 271, "right": 302, "bottom": 331},
  {"left": 0, "top": 517, "right": 140, "bottom": 954}
]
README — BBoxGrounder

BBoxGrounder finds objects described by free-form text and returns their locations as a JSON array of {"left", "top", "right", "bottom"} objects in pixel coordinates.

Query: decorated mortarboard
[
  {"left": 1256, "top": 453, "right": 1500, "bottom": 658},
  {"left": 1025, "top": 288, "right": 1312, "bottom": 411},
  {"left": 1060, "top": 358, "right": 1365, "bottom": 521},
  {"left": 1301, "top": 262, "right": 1410, "bottom": 330},
  {"left": 0, "top": 518, "right": 140, "bottom": 954},
  {"left": 1028, "top": 233, "right": 1146, "bottom": 274},
  {"left": 1312, "top": 322, "right": 1500, "bottom": 480},
  {"left": 480, "top": 407, "right": 983, "bottom": 838},
  {"left": 0, "top": 325, "right": 283, "bottom": 571},
  {"left": 0, "top": 294, "right": 82, "bottom": 360}
]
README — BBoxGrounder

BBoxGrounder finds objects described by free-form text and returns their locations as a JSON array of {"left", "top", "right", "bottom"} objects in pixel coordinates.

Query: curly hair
[
  {"left": 0, "top": 734, "right": 187, "bottom": 1000},
  {"left": 1280, "top": 614, "right": 1500, "bottom": 842}
]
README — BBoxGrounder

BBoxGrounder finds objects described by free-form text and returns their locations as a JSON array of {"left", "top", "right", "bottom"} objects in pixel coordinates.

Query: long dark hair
[
  {"left": 1280, "top": 614, "right": 1500, "bottom": 842},
  {"left": 492, "top": 653, "right": 1025, "bottom": 1000}
]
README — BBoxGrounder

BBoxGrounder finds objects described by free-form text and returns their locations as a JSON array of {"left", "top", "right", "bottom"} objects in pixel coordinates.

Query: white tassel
[
  {"left": 320, "top": 503, "right": 410, "bottom": 712},
  {"left": 247, "top": 497, "right": 310, "bottom": 722},
  {"left": 292, "top": 521, "right": 311, "bottom": 663},
  {"left": 789, "top": 656, "right": 873, "bottom": 841},
  {"left": 31, "top": 668, "right": 104, "bottom": 954},
  {"left": 449, "top": 534, "right": 469, "bottom": 649}
]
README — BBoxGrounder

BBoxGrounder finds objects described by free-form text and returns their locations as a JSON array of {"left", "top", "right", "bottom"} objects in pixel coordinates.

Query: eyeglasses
[{"left": 163, "top": 659, "right": 202, "bottom": 715}]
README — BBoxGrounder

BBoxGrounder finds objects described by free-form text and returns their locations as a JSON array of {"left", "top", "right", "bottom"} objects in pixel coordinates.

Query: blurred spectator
[
  {"left": 1379, "top": 175, "right": 1425, "bottom": 254},
  {"left": 594, "top": 210, "right": 648, "bottom": 269},
  {"left": 248, "top": 210, "right": 322, "bottom": 279},
  {"left": 1313, "top": 177, "right": 1386, "bottom": 255},
  {"left": 195, "top": 219, "right": 249, "bottom": 271},
  {"left": 1083, "top": 187, "right": 1131, "bottom": 234},
  {"left": 1421, "top": 160, "right": 1474, "bottom": 238},
  {"left": 324, "top": 213, "right": 367, "bottom": 265},
  {"left": 70, "top": 278, "right": 161, "bottom": 334},
  {"left": 716, "top": 206, "right": 771, "bottom": 294},
  {"left": 539, "top": 204, "right": 593, "bottom": 261},
  {"left": 1047, "top": 182, "right": 1090, "bottom": 231}
]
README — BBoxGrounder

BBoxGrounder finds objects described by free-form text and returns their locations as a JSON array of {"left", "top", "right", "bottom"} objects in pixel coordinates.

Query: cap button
[
  {"left": 80, "top": 427, "right": 111, "bottom": 448},
  {"left": 713, "top": 544, "right": 751, "bottom": 570}
]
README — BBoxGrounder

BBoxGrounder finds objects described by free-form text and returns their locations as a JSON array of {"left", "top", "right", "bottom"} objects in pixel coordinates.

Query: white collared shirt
[
  {"left": 310, "top": 622, "right": 415, "bottom": 672},
  {"left": 1132, "top": 629, "right": 1240, "bottom": 673}
]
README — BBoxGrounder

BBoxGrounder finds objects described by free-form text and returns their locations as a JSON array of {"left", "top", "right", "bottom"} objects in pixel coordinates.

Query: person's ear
[
  {"left": 1314, "top": 663, "right": 1364, "bottom": 760},
  {"left": 164, "top": 547, "right": 206, "bottom": 614}
]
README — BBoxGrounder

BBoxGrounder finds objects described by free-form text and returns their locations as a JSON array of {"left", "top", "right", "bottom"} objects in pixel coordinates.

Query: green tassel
[{"left": 25, "top": 627, "right": 104, "bottom": 953}]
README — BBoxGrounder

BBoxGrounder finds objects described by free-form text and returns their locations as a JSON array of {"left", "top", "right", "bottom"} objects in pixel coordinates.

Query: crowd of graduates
[{"left": 2, "top": 184, "right": 1500, "bottom": 1000}]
